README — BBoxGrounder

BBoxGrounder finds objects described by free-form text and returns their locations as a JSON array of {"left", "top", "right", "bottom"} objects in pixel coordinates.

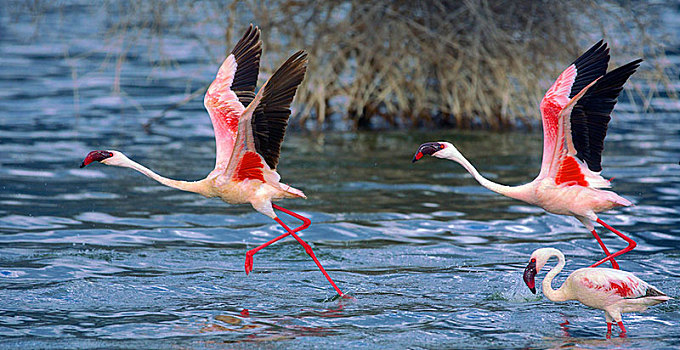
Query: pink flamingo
[
  {"left": 80, "top": 25, "right": 345, "bottom": 297},
  {"left": 413, "top": 41, "right": 642, "bottom": 269},
  {"left": 523, "top": 247, "right": 670, "bottom": 336}
]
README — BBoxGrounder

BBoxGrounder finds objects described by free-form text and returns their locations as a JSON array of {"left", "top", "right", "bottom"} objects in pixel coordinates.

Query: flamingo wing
[
  {"left": 539, "top": 41, "right": 641, "bottom": 188},
  {"left": 538, "top": 41, "right": 609, "bottom": 180},
  {"left": 251, "top": 51, "right": 308, "bottom": 170},
  {"left": 569, "top": 59, "right": 642, "bottom": 172},
  {"left": 225, "top": 51, "right": 308, "bottom": 182},
  {"left": 204, "top": 25, "right": 261, "bottom": 171},
  {"left": 549, "top": 59, "right": 642, "bottom": 188},
  {"left": 576, "top": 269, "right": 650, "bottom": 298}
]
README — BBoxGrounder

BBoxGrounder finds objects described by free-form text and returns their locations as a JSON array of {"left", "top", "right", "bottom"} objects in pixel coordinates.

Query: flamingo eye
[{"left": 439, "top": 144, "right": 445, "bottom": 149}]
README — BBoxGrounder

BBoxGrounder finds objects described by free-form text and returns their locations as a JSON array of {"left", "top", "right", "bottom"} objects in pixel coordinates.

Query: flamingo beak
[
  {"left": 80, "top": 150, "right": 113, "bottom": 168},
  {"left": 523, "top": 259, "right": 537, "bottom": 294},
  {"left": 412, "top": 142, "right": 442, "bottom": 163}
]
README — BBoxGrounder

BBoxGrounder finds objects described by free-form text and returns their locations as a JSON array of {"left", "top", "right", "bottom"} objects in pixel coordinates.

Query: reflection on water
[{"left": 1, "top": 4, "right": 680, "bottom": 350}]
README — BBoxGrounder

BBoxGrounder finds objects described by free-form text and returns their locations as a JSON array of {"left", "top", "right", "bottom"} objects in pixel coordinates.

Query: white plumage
[{"left": 523, "top": 247, "right": 670, "bottom": 335}]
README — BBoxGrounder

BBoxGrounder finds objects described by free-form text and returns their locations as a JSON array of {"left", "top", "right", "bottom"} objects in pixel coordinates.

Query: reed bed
[
  {"left": 10, "top": 0, "right": 677, "bottom": 130},
  {"left": 255, "top": 0, "right": 676, "bottom": 130}
]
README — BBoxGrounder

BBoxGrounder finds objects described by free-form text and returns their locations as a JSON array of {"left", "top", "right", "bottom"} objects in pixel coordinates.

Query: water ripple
[{"left": 1, "top": 4, "right": 679, "bottom": 349}]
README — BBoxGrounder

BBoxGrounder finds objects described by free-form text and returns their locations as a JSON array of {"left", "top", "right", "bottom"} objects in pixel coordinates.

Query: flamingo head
[
  {"left": 523, "top": 248, "right": 558, "bottom": 294},
  {"left": 80, "top": 150, "right": 128, "bottom": 168},
  {"left": 523, "top": 258, "right": 538, "bottom": 294},
  {"left": 412, "top": 141, "right": 459, "bottom": 162}
]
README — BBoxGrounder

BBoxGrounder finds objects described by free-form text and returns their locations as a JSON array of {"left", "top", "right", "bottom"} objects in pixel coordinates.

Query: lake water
[{"left": 1, "top": 3, "right": 679, "bottom": 349}]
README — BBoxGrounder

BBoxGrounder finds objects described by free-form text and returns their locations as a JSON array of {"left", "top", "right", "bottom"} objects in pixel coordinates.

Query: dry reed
[{"left": 9, "top": 0, "right": 678, "bottom": 131}]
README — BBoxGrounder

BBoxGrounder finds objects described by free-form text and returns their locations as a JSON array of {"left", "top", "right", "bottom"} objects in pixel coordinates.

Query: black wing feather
[
  {"left": 568, "top": 41, "right": 610, "bottom": 169},
  {"left": 570, "top": 59, "right": 641, "bottom": 172},
  {"left": 642, "top": 285, "right": 667, "bottom": 298},
  {"left": 252, "top": 51, "right": 308, "bottom": 169},
  {"left": 569, "top": 40, "right": 610, "bottom": 99},
  {"left": 230, "top": 24, "right": 261, "bottom": 108}
]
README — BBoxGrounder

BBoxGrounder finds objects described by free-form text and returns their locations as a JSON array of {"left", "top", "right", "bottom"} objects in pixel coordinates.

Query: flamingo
[
  {"left": 80, "top": 25, "right": 345, "bottom": 297},
  {"left": 523, "top": 247, "right": 670, "bottom": 336},
  {"left": 413, "top": 41, "right": 642, "bottom": 269}
]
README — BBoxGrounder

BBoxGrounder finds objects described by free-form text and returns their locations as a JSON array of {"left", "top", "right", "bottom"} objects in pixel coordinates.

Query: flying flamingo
[
  {"left": 413, "top": 41, "right": 642, "bottom": 269},
  {"left": 80, "top": 25, "right": 345, "bottom": 297},
  {"left": 523, "top": 247, "right": 670, "bottom": 336}
]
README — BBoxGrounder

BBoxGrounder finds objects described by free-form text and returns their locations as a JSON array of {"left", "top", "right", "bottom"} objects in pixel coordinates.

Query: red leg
[
  {"left": 273, "top": 217, "right": 345, "bottom": 297},
  {"left": 607, "top": 322, "right": 612, "bottom": 334},
  {"left": 617, "top": 321, "right": 627, "bottom": 337},
  {"left": 589, "top": 229, "right": 619, "bottom": 269},
  {"left": 559, "top": 319, "right": 570, "bottom": 337},
  {"left": 245, "top": 204, "right": 345, "bottom": 297},
  {"left": 589, "top": 218, "right": 636, "bottom": 268},
  {"left": 272, "top": 204, "right": 345, "bottom": 297},
  {"left": 245, "top": 231, "right": 289, "bottom": 275},
  {"left": 244, "top": 205, "right": 310, "bottom": 274}
]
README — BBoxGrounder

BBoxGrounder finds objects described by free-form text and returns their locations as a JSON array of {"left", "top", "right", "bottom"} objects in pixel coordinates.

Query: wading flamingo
[
  {"left": 413, "top": 41, "right": 642, "bottom": 269},
  {"left": 523, "top": 247, "right": 670, "bottom": 336},
  {"left": 80, "top": 25, "right": 345, "bottom": 297}
]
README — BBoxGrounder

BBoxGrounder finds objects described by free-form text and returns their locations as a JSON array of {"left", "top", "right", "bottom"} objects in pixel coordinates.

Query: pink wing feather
[
  {"left": 538, "top": 42, "right": 641, "bottom": 190},
  {"left": 578, "top": 269, "right": 649, "bottom": 298},
  {"left": 538, "top": 64, "right": 577, "bottom": 180},
  {"left": 205, "top": 56, "right": 246, "bottom": 170},
  {"left": 203, "top": 25, "right": 261, "bottom": 172},
  {"left": 538, "top": 41, "right": 616, "bottom": 189},
  {"left": 225, "top": 51, "right": 308, "bottom": 189}
]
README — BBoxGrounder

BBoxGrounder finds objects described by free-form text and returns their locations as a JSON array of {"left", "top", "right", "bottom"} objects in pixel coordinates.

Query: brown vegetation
[
  {"left": 255, "top": 1, "right": 675, "bottom": 130},
  {"left": 11, "top": 0, "right": 678, "bottom": 131}
]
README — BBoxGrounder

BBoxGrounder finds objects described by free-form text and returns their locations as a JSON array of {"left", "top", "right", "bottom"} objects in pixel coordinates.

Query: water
[{"left": 1, "top": 3, "right": 680, "bottom": 349}]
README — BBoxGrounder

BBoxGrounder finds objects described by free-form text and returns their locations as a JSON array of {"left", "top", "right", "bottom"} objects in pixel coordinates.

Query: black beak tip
[
  {"left": 412, "top": 151, "right": 424, "bottom": 163},
  {"left": 79, "top": 162, "right": 86, "bottom": 168},
  {"left": 412, "top": 142, "right": 441, "bottom": 163},
  {"left": 530, "top": 286, "right": 536, "bottom": 294}
]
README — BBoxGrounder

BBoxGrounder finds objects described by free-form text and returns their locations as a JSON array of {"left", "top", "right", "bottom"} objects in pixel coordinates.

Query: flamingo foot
[
  {"left": 589, "top": 219, "right": 636, "bottom": 268},
  {"left": 618, "top": 321, "right": 626, "bottom": 335},
  {"left": 245, "top": 252, "right": 254, "bottom": 275},
  {"left": 244, "top": 231, "right": 290, "bottom": 275}
]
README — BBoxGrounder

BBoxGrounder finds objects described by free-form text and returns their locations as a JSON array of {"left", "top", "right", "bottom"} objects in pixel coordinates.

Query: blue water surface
[{"left": 1, "top": 2, "right": 679, "bottom": 349}]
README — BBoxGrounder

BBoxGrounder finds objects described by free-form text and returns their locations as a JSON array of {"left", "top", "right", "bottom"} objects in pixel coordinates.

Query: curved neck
[
  {"left": 443, "top": 152, "right": 532, "bottom": 202},
  {"left": 118, "top": 158, "right": 209, "bottom": 196},
  {"left": 542, "top": 250, "right": 569, "bottom": 302}
]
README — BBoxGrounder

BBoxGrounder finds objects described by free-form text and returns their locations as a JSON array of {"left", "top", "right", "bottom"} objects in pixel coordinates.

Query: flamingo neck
[
  {"left": 442, "top": 152, "right": 532, "bottom": 202},
  {"left": 541, "top": 250, "right": 570, "bottom": 302},
  {"left": 117, "top": 157, "right": 210, "bottom": 196}
]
